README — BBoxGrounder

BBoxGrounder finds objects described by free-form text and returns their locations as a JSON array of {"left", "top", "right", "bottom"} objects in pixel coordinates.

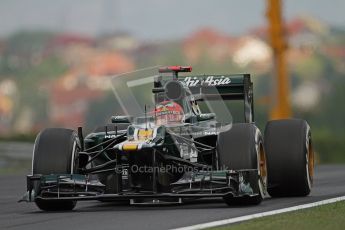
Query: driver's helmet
[{"left": 153, "top": 101, "right": 184, "bottom": 125}]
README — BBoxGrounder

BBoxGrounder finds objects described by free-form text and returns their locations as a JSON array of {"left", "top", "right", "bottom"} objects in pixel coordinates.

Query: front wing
[{"left": 21, "top": 169, "right": 260, "bottom": 204}]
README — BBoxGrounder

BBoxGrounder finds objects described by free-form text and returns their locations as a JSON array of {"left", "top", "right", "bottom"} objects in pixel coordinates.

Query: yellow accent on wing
[{"left": 122, "top": 143, "right": 138, "bottom": 151}]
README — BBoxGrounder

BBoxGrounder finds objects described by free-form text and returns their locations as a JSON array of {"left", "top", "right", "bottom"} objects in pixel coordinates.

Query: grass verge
[{"left": 212, "top": 200, "right": 345, "bottom": 230}]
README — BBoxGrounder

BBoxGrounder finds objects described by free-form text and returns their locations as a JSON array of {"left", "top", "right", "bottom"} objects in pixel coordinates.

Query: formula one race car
[{"left": 21, "top": 66, "right": 314, "bottom": 211}]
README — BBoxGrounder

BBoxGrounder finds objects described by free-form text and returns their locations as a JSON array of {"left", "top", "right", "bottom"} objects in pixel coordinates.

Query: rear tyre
[
  {"left": 264, "top": 119, "right": 314, "bottom": 197},
  {"left": 32, "top": 128, "right": 80, "bottom": 211},
  {"left": 217, "top": 124, "right": 267, "bottom": 206}
]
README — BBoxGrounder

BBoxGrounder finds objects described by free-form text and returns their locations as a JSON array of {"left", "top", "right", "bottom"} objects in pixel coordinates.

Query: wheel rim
[
  {"left": 258, "top": 143, "right": 267, "bottom": 196},
  {"left": 71, "top": 140, "right": 76, "bottom": 173},
  {"left": 306, "top": 137, "right": 314, "bottom": 188}
]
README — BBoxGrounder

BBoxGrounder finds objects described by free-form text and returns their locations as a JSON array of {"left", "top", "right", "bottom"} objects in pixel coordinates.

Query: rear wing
[
  {"left": 180, "top": 74, "right": 252, "bottom": 100},
  {"left": 154, "top": 71, "right": 254, "bottom": 123},
  {"left": 181, "top": 74, "right": 254, "bottom": 123}
]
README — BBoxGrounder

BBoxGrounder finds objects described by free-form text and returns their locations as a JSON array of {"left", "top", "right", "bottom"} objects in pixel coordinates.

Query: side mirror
[
  {"left": 111, "top": 116, "right": 133, "bottom": 124},
  {"left": 196, "top": 113, "right": 216, "bottom": 122},
  {"left": 152, "top": 88, "right": 165, "bottom": 94}
]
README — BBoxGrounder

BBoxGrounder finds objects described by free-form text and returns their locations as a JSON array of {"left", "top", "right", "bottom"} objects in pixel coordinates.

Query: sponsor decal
[
  {"left": 204, "top": 131, "right": 217, "bottom": 135},
  {"left": 122, "top": 168, "right": 128, "bottom": 179},
  {"left": 184, "top": 76, "right": 231, "bottom": 87}
]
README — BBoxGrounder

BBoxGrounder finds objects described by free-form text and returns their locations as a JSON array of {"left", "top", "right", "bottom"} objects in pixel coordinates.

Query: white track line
[{"left": 172, "top": 196, "right": 345, "bottom": 230}]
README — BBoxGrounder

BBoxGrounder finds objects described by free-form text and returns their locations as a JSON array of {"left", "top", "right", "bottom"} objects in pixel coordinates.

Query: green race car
[{"left": 21, "top": 66, "right": 314, "bottom": 211}]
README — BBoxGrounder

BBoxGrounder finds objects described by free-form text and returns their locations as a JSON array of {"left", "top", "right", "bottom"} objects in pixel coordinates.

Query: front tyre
[
  {"left": 32, "top": 128, "right": 80, "bottom": 211},
  {"left": 217, "top": 123, "right": 267, "bottom": 205}
]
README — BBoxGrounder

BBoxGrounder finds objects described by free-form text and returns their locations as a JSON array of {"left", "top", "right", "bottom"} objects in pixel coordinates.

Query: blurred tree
[
  {"left": 0, "top": 31, "right": 55, "bottom": 74},
  {"left": 85, "top": 93, "right": 123, "bottom": 133},
  {"left": 0, "top": 31, "right": 68, "bottom": 132},
  {"left": 296, "top": 71, "right": 345, "bottom": 163},
  {"left": 293, "top": 55, "right": 325, "bottom": 80}
]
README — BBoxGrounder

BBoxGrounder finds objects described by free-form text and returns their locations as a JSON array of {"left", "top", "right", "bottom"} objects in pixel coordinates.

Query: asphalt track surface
[{"left": 1, "top": 165, "right": 345, "bottom": 230}]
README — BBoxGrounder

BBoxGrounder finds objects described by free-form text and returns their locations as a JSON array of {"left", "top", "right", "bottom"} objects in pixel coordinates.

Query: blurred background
[{"left": 0, "top": 0, "right": 344, "bottom": 173}]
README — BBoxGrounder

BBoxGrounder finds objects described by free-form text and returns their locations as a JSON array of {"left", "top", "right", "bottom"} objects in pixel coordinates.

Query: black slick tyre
[
  {"left": 32, "top": 128, "right": 79, "bottom": 211},
  {"left": 217, "top": 123, "right": 267, "bottom": 206},
  {"left": 264, "top": 119, "right": 314, "bottom": 197}
]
